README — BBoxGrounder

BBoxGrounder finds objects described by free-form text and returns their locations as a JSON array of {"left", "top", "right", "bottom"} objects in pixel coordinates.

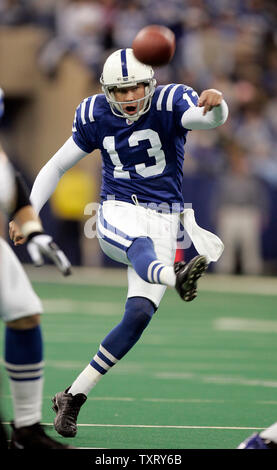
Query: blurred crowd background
[{"left": 0, "top": 0, "right": 277, "bottom": 275}]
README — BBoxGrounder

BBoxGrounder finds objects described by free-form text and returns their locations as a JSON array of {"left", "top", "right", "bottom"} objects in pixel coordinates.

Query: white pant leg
[
  {"left": 0, "top": 238, "right": 43, "bottom": 322},
  {"left": 127, "top": 267, "right": 167, "bottom": 309},
  {"left": 97, "top": 201, "right": 179, "bottom": 308},
  {"left": 215, "top": 207, "right": 263, "bottom": 275},
  {"left": 97, "top": 200, "right": 145, "bottom": 265},
  {"left": 215, "top": 209, "right": 238, "bottom": 273},
  {"left": 127, "top": 211, "right": 179, "bottom": 308},
  {"left": 239, "top": 208, "right": 263, "bottom": 275}
]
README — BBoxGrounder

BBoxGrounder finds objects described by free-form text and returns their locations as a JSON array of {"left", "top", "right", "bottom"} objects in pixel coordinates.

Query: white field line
[
  {"left": 1, "top": 390, "right": 277, "bottom": 406},
  {"left": 24, "top": 265, "right": 277, "bottom": 296},
  {"left": 1, "top": 421, "right": 263, "bottom": 431},
  {"left": 2, "top": 357, "right": 277, "bottom": 389},
  {"left": 42, "top": 423, "right": 265, "bottom": 431},
  {"left": 2, "top": 359, "right": 277, "bottom": 389},
  {"left": 42, "top": 299, "right": 122, "bottom": 315},
  {"left": 155, "top": 372, "right": 277, "bottom": 388},
  {"left": 214, "top": 317, "right": 277, "bottom": 333}
]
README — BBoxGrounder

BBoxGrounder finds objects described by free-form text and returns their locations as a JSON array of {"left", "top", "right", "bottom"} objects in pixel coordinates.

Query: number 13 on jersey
[{"left": 103, "top": 129, "right": 166, "bottom": 179}]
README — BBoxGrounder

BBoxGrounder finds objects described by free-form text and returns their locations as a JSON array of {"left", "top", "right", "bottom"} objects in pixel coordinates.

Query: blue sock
[
  {"left": 127, "top": 237, "right": 170, "bottom": 284},
  {"left": 4, "top": 325, "right": 44, "bottom": 379},
  {"left": 4, "top": 325, "right": 44, "bottom": 427},
  {"left": 90, "top": 297, "right": 155, "bottom": 374}
]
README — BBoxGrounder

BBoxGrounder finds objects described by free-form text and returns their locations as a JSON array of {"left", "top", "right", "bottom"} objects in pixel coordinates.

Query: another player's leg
[
  {"left": 1, "top": 238, "right": 70, "bottom": 448},
  {"left": 5, "top": 322, "right": 71, "bottom": 449},
  {"left": 127, "top": 237, "right": 208, "bottom": 302},
  {"left": 5, "top": 316, "right": 71, "bottom": 449},
  {"left": 237, "top": 422, "right": 277, "bottom": 449},
  {"left": 0, "top": 410, "right": 8, "bottom": 449},
  {"left": 52, "top": 296, "right": 156, "bottom": 437}
]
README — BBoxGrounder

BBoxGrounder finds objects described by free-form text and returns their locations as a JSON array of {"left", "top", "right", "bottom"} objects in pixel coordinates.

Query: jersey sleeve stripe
[
  {"left": 156, "top": 84, "right": 172, "bottom": 110},
  {"left": 81, "top": 98, "right": 88, "bottom": 124},
  {"left": 88, "top": 94, "right": 99, "bottom": 122},
  {"left": 80, "top": 97, "right": 89, "bottom": 125},
  {"left": 72, "top": 108, "right": 78, "bottom": 132},
  {"left": 166, "top": 84, "right": 181, "bottom": 111}
]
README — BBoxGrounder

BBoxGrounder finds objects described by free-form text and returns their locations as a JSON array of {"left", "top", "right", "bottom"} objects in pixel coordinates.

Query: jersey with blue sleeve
[{"left": 72, "top": 84, "right": 199, "bottom": 211}]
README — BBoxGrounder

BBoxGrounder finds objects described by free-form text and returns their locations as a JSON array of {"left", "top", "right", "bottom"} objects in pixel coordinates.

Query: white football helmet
[{"left": 100, "top": 48, "right": 156, "bottom": 121}]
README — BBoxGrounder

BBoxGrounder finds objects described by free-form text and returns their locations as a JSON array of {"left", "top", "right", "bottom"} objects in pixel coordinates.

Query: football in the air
[{"left": 132, "top": 25, "right": 176, "bottom": 67}]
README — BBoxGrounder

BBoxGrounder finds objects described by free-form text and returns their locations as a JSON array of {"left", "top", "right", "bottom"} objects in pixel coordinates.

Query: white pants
[
  {"left": 97, "top": 200, "right": 224, "bottom": 307},
  {"left": 0, "top": 238, "right": 43, "bottom": 322},
  {"left": 97, "top": 200, "right": 180, "bottom": 308},
  {"left": 215, "top": 207, "right": 263, "bottom": 275}
]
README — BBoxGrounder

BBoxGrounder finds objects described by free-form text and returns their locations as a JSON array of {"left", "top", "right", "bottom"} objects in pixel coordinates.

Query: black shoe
[
  {"left": 52, "top": 388, "right": 87, "bottom": 438},
  {"left": 10, "top": 422, "right": 72, "bottom": 449},
  {"left": 174, "top": 255, "right": 208, "bottom": 301}
]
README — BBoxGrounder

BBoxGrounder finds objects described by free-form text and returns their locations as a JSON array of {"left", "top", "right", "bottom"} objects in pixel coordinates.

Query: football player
[
  {"left": 0, "top": 89, "right": 72, "bottom": 448},
  {"left": 9, "top": 49, "right": 228, "bottom": 438},
  {"left": 237, "top": 424, "right": 277, "bottom": 449}
]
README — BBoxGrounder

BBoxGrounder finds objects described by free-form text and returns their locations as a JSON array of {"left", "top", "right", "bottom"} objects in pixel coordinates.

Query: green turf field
[{"left": 1, "top": 270, "right": 277, "bottom": 449}]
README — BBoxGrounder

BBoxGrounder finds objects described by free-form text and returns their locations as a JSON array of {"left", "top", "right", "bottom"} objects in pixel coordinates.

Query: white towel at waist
[{"left": 181, "top": 208, "right": 224, "bottom": 263}]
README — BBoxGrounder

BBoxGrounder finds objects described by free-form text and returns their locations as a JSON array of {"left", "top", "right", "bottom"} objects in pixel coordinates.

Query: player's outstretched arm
[
  {"left": 30, "top": 136, "right": 87, "bottom": 214},
  {"left": 182, "top": 88, "right": 228, "bottom": 130}
]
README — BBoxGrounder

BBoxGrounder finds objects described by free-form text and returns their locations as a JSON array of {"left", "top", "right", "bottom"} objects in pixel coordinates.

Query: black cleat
[
  {"left": 52, "top": 388, "right": 87, "bottom": 438},
  {"left": 174, "top": 255, "right": 208, "bottom": 301},
  {"left": 10, "top": 422, "right": 72, "bottom": 449}
]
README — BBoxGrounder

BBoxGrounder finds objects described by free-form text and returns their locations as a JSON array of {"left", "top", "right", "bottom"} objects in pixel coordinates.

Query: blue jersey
[{"left": 72, "top": 84, "right": 198, "bottom": 211}]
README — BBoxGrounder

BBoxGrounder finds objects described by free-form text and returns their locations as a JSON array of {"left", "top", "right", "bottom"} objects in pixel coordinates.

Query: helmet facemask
[{"left": 104, "top": 80, "right": 156, "bottom": 121}]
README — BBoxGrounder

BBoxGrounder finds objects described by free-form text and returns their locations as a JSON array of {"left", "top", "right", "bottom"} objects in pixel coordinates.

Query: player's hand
[
  {"left": 198, "top": 89, "right": 223, "bottom": 115},
  {"left": 9, "top": 220, "right": 26, "bottom": 245},
  {"left": 27, "top": 233, "right": 72, "bottom": 276}
]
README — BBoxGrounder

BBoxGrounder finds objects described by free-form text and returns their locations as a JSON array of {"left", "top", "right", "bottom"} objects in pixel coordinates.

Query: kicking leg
[
  {"left": 127, "top": 237, "right": 208, "bottom": 302},
  {"left": 98, "top": 203, "right": 208, "bottom": 301}
]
